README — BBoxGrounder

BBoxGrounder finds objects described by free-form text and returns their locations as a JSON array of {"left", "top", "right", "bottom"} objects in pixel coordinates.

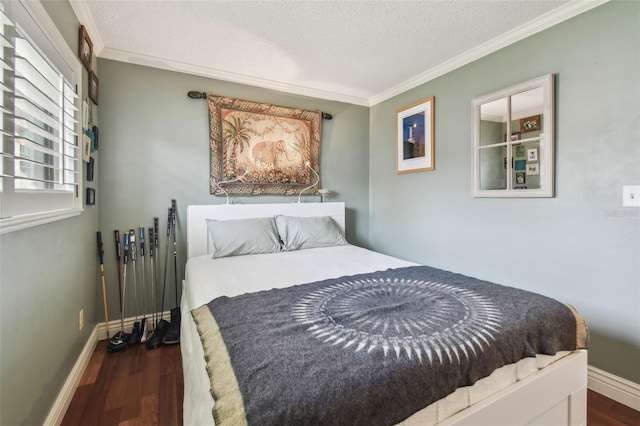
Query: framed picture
[
  {"left": 82, "top": 134, "right": 91, "bottom": 162},
  {"left": 92, "top": 126, "right": 99, "bottom": 150},
  {"left": 504, "top": 132, "right": 521, "bottom": 142},
  {"left": 514, "top": 159, "right": 526, "bottom": 171},
  {"left": 208, "top": 94, "right": 322, "bottom": 196},
  {"left": 516, "top": 172, "right": 526, "bottom": 185},
  {"left": 396, "top": 96, "right": 435, "bottom": 173},
  {"left": 527, "top": 148, "right": 538, "bottom": 161},
  {"left": 526, "top": 163, "right": 540, "bottom": 175},
  {"left": 88, "top": 72, "right": 99, "bottom": 105},
  {"left": 78, "top": 25, "right": 92, "bottom": 72},
  {"left": 87, "top": 156, "right": 94, "bottom": 181},
  {"left": 85, "top": 188, "right": 95, "bottom": 205},
  {"left": 82, "top": 100, "right": 89, "bottom": 130},
  {"left": 520, "top": 115, "right": 541, "bottom": 132},
  {"left": 515, "top": 145, "right": 526, "bottom": 158}
]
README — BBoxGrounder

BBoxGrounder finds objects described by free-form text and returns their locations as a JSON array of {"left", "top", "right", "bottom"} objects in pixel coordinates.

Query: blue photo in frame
[{"left": 515, "top": 160, "right": 526, "bottom": 171}]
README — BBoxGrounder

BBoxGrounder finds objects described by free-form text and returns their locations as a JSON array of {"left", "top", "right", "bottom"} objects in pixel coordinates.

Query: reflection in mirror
[
  {"left": 472, "top": 74, "right": 554, "bottom": 197},
  {"left": 480, "top": 97, "right": 508, "bottom": 147},
  {"left": 479, "top": 146, "right": 507, "bottom": 190},
  {"left": 512, "top": 87, "right": 544, "bottom": 135}
]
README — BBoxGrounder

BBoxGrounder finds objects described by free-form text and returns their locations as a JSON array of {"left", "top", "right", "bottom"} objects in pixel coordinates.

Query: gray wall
[
  {"left": 369, "top": 1, "right": 639, "bottom": 383},
  {"left": 96, "top": 59, "right": 371, "bottom": 315},
  {"left": 0, "top": 1, "right": 99, "bottom": 425}
]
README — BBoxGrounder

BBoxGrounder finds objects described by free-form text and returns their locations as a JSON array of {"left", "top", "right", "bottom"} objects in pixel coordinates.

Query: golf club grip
[
  {"left": 114, "top": 230, "right": 121, "bottom": 260},
  {"left": 129, "top": 229, "right": 136, "bottom": 261},
  {"left": 154, "top": 217, "right": 159, "bottom": 248},
  {"left": 96, "top": 231, "right": 104, "bottom": 264},
  {"left": 139, "top": 226, "right": 145, "bottom": 257},
  {"left": 113, "top": 229, "right": 124, "bottom": 313},
  {"left": 149, "top": 227, "right": 154, "bottom": 258},
  {"left": 123, "top": 232, "right": 130, "bottom": 264}
]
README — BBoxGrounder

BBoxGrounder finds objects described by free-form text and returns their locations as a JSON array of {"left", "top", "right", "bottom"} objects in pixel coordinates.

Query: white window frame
[
  {"left": 1, "top": 0, "right": 83, "bottom": 234},
  {"left": 472, "top": 74, "right": 555, "bottom": 198}
]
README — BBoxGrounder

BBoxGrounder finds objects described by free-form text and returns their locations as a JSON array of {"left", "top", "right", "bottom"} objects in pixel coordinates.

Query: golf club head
[
  {"left": 113, "top": 331, "right": 131, "bottom": 343},
  {"left": 140, "top": 318, "right": 147, "bottom": 343},
  {"left": 162, "top": 308, "right": 181, "bottom": 345},
  {"left": 107, "top": 337, "right": 127, "bottom": 353},
  {"left": 128, "top": 321, "right": 141, "bottom": 346},
  {"left": 145, "top": 319, "right": 170, "bottom": 350}
]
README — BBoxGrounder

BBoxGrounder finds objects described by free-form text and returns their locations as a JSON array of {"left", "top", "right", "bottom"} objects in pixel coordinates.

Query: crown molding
[
  {"left": 99, "top": 47, "right": 371, "bottom": 106},
  {"left": 369, "top": 0, "right": 610, "bottom": 106},
  {"left": 68, "top": 0, "right": 104, "bottom": 54},
  {"left": 66, "top": 0, "right": 608, "bottom": 107}
]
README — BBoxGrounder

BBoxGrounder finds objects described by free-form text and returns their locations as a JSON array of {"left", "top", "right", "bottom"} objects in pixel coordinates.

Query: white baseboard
[
  {"left": 97, "top": 310, "right": 172, "bottom": 341},
  {"left": 588, "top": 365, "right": 640, "bottom": 411},
  {"left": 44, "top": 325, "right": 99, "bottom": 426}
]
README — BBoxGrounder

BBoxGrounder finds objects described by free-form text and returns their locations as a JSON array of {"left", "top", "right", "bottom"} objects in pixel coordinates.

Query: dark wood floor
[
  {"left": 587, "top": 389, "right": 640, "bottom": 426},
  {"left": 63, "top": 341, "right": 639, "bottom": 425},
  {"left": 62, "top": 340, "right": 183, "bottom": 426}
]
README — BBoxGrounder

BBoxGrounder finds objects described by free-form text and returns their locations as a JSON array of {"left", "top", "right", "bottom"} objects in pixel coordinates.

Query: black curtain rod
[{"left": 187, "top": 90, "right": 333, "bottom": 120}]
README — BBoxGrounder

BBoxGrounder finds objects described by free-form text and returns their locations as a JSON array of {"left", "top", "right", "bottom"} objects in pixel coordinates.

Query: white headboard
[{"left": 187, "top": 202, "right": 346, "bottom": 259}]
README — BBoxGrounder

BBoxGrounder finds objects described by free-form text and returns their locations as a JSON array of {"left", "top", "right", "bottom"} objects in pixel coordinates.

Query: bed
[{"left": 181, "top": 202, "right": 588, "bottom": 425}]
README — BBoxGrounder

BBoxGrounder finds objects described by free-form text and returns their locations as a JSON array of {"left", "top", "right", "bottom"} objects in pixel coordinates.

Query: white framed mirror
[{"left": 472, "top": 74, "right": 554, "bottom": 197}]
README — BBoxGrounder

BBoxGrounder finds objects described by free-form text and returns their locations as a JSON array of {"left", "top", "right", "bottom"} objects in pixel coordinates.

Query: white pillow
[
  {"left": 206, "top": 217, "right": 282, "bottom": 258},
  {"left": 274, "top": 215, "right": 348, "bottom": 251}
]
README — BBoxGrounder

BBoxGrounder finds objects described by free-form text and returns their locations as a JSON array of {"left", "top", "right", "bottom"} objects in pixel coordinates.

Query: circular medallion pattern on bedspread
[{"left": 293, "top": 277, "right": 503, "bottom": 363}]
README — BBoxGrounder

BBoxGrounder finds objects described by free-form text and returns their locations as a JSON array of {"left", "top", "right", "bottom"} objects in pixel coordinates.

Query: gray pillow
[
  {"left": 207, "top": 217, "right": 282, "bottom": 258},
  {"left": 275, "top": 215, "right": 348, "bottom": 251}
]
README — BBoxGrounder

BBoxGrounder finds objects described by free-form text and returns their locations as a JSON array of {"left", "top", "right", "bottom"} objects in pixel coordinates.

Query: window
[{"left": 1, "top": 0, "right": 82, "bottom": 233}]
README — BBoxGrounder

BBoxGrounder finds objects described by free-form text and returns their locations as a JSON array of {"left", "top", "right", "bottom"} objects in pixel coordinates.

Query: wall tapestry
[{"left": 208, "top": 94, "right": 321, "bottom": 196}]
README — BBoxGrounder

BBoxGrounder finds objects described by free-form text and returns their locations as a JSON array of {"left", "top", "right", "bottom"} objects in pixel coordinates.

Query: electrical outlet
[
  {"left": 623, "top": 185, "right": 640, "bottom": 207},
  {"left": 79, "top": 309, "right": 84, "bottom": 331}
]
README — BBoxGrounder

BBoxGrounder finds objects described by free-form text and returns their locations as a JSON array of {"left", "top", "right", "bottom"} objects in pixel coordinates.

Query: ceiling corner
[
  {"left": 368, "top": 0, "right": 611, "bottom": 106},
  {"left": 68, "top": 0, "right": 104, "bottom": 55}
]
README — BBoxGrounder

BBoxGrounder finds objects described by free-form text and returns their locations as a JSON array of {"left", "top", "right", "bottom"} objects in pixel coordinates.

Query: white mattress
[{"left": 180, "top": 245, "right": 568, "bottom": 425}]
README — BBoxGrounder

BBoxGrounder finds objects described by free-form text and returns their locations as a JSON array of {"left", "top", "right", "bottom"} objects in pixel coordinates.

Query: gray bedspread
[{"left": 192, "top": 265, "right": 588, "bottom": 426}]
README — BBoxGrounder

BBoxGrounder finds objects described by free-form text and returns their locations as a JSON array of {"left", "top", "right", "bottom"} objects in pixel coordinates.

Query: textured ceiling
[{"left": 71, "top": 0, "right": 604, "bottom": 105}]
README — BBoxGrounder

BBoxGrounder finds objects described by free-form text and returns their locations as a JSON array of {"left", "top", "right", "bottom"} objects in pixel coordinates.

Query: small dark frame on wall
[
  {"left": 78, "top": 25, "right": 93, "bottom": 72},
  {"left": 87, "top": 157, "right": 94, "bottom": 181},
  {"left": 89, "top": 71, "right": 99, "bottom": 105},
  {"left": 520, "top": 115, "right": 541, "bottom": 133},
  {"left": 86, "top": 187, "right": 95, "bottom": 205},
  {"left": 92, "top": 125, "right": 99, "bottom": 150}
]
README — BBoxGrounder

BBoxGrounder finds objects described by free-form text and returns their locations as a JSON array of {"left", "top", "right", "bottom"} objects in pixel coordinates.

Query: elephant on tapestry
[{"left": 251, "top": 139, "right": 295, "bottom": 168}]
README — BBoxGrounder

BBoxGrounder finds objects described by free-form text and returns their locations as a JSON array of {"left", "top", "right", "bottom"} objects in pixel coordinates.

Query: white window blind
[{"left": 0, "top": 1, "right": 81, "bottom": 230}]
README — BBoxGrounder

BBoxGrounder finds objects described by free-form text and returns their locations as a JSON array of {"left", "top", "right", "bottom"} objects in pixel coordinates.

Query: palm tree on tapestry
[
  {"left": 223, "top": 115, "right": 254, "bottom": 176},
  {"left": 292, "top": 133, "right": 311, "bottom": 165}
]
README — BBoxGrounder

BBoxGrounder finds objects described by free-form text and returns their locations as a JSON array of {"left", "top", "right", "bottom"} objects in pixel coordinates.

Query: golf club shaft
[{"left": 97, "top": 232, "right": 110, "bottom": 338}]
